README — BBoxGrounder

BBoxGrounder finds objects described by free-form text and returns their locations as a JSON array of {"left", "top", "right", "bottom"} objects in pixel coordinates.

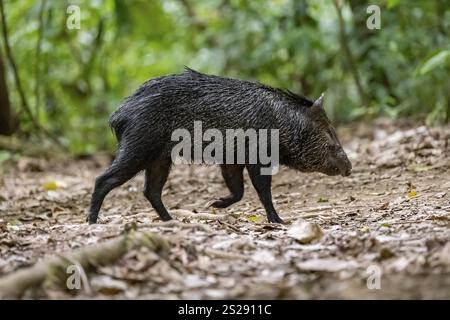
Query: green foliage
[
  {"left": 1, "top": 0, "right": 449, "bottom": 154},
  {"left": 417, "top": 50, "right": 450, "bottom": 76},
  {"left": 0, "top": 150, "right": 11, "bottom": 165}
]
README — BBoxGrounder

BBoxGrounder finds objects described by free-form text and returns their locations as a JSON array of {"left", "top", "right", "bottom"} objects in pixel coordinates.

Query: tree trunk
[
  {"left": 332, "top": 0, "right": 369, "bottom": 108},
  {"left": 0, "top": 49, "right": 14, "bottom": 135}
]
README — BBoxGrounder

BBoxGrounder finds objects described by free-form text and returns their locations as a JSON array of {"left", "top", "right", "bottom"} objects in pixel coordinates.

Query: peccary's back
[{"left": 110, "top": 68, "right": 313, "bottom": 153}]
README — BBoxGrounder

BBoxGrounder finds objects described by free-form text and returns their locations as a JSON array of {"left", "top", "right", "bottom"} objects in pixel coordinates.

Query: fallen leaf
[
  {"left": 428, "top": 215, "right": 449, "bottom": 222},
  {"left": 412, "top": 165, "right": 431, "bottom": 172},
  {"left": 367, "top": 191, "right": 385, "bottom": 196},
  {"left": 251, "top": 250, "right": 276, "bottom": 264},
  {"left": 379, "top": 247, "right": 395, "bottom": 260},
  {"left": 183, "top": 274, "right": 210, "bottom": 288},
  {"left": 407, "top": 189, "right": 417, "bottom": 199},
  {"left": 91, "top": 276, "right": 128, "bottom": 295},
  {"left": 6, "top": 220, "right": 24, "bottom": 232},
  {"left": 42, "top": 181, "right": 58, "bottom": 191},
  {"left": 247, "top": 215, "right": 263, "bottom": 223},
  {"left": 376, "top": 202, "right": 389, "bottom": 210},
  {"left": 434, "top": 192, "right": 446, "bottom": 199},
  {"left": 359, "top": 226, "right": 370, "bottom": 233},
  {"left": 297, "top": 258, "right": 359, "bottom": 272}
]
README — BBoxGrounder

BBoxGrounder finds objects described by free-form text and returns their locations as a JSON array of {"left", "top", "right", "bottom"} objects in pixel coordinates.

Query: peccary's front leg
[
  {"left": 246, "top": 165, "right": 284, "bottom": 224},
  {"left": 144, "top": 158, "right": 173, "bottom": 221},
  {"left": 209, "top": 164, "right": 244, "bottom": 208}
]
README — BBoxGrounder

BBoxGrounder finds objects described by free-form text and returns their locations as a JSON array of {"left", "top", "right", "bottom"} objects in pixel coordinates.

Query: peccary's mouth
[
  {"left": 325, "top": 166, "right": 351, "bottom": 177},
  {"left": 336, "top": 158, "right": 352, "bottom": 177},
  {"left": 323, "top": 165, "right": 351, "bottom": 177},
  {"left": 323, "top": 166, "right": 340, "bottom": 176},
  {"left": 340, "top": 165, "right": 352, "bottom": 177}
]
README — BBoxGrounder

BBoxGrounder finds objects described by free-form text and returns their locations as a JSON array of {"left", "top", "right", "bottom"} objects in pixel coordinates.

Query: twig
[
  {"left": 218, "top": 220, "right": 242, "bottom": 233},
  {"left": 140, "top": 220, "right": 214, "bottom": 233},
  {"left": 34, "top": 0, "right": 47, "bottom": 118},
  {"left": 0, "top": 232, "right": 168, "bottom": 298},
  {"left": 171, "top": 209, "right": 228, "bottom": 221},
  {"left": 202, "top": 248, "right": 247, "bottom": 260},
  {"left": 387, "top": 219, "right": 444, "bottom": 225}
]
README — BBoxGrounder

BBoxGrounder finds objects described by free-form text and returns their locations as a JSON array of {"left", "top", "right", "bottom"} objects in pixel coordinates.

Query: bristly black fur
[
  {"left": 88, "top": 67, "right": 351, "bottom": 225},
  {"left": 182, "top": 66, "right": 314, "bottom": 107},
  {"left": 277, "top": 89, "right": 314, "bottom": 107},
  {"left": 108, "top": 67, "right": 319, "bottom": 152}
]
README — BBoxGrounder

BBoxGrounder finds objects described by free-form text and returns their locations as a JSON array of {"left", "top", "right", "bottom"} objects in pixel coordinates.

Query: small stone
[{"left": 287, "top": 221, "right": 324, "bottom": 244}]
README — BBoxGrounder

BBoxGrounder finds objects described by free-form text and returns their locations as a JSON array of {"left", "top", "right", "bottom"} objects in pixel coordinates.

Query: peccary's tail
[
  {"left": 109, "top": 79, "right": 164, "bottom": 142},
  {"left": 109, "top": 109, "right": 127, "bottom": 142}
]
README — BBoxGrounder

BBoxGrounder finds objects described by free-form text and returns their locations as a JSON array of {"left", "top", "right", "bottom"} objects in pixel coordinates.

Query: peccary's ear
[{"left": 312, "top": 93, "right": 324, "bottom": 109}]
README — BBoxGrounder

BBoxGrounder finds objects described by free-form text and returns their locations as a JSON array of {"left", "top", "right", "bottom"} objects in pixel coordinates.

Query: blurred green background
[{"left": 0, "top": 0, "right": 449, "bottom": 154}]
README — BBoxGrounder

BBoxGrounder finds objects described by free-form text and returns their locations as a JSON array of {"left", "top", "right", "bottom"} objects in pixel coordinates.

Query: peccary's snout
[
  {"left": 341, "top": 161, "right": 352, "bottom": 177},
  {"left": 337, "top": 150, "right": 352, "bottom": 177}
]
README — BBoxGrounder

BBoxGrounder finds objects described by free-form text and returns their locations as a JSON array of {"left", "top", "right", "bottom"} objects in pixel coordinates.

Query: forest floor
[{"left": 0, "top": 119, "right": 449, "bottom": 299}]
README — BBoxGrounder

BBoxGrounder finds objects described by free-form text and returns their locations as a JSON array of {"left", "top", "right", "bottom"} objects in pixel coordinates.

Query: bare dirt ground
[{"left": 0, "top": 120, "right": 449, "bottom": 299}]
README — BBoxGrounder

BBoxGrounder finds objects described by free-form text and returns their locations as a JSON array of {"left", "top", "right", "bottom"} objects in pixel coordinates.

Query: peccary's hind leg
[
  {"left": 246, "top": 165, "right": 284, "bottom": 224},
  {"left": 144, "top": 158, "right": 172, "bottom": 221},
  {"left": 88, "top": 153, "right": 143, "bottom": 224},
  {"left": 209, "top": 164, "right": 244, "bottom": 208}
]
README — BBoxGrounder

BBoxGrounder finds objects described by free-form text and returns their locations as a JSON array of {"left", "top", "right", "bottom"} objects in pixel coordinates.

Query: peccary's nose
[
  {"left": 337, "top": 150, "right": 352, "bottom": 176},
  {"left": 342, "top": 160, "right": 352, "bottom": 176},
  {"left": 343, "top": 167, "right": 351, "bottom": 177}
]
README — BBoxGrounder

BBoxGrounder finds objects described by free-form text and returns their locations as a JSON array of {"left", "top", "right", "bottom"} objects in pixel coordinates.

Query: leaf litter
[{"left": 0, "top": 120, "right": 449, "bottom": 299}]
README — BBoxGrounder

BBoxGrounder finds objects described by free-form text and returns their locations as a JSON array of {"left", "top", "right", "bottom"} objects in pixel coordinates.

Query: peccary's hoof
[
  {"left": 159, "top": 215, "right": 173, "bottom": 222},
  {"left": 268, "top": 215, "right": 284, "bottom": 224},
  {"left": 205, "top": 199, "right": 217, "bottom": 208},
  {"left": 207, "top": 199, "right": 228, "bottom": 208},
  {"left": 86, "top": 215, "right": 97, "bottom": 225}
]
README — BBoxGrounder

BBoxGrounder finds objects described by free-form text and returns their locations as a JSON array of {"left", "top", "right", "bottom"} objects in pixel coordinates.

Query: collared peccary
[{"left": 88, "top": 67, "right": 351, "bottom": 224}]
